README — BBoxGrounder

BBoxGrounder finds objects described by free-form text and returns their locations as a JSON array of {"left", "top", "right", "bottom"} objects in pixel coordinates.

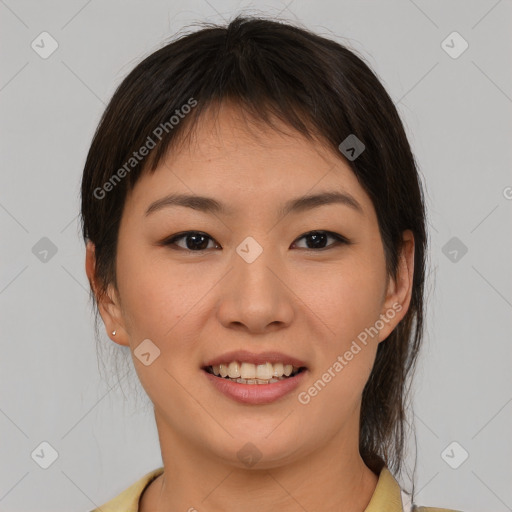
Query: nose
[{"left": 216, "top": 239, "right": 295, "bottom": 334}]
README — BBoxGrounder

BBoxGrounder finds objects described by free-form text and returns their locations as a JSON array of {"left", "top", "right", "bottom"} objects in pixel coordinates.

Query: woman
[{"left": 81, "top": 15, "right": 461, "bottom": 512}]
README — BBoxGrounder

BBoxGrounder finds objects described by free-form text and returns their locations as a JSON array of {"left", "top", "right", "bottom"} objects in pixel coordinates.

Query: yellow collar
[
  {"left": 366, "top": 467, "right": 407, "bottom": 512},
  {"left": 91, "top": 466, "right": 408, "bottom": 512}
]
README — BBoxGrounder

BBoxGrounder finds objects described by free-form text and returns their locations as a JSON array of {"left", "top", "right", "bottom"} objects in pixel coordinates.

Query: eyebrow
[{"left": 145, "top": 190, "right": 364, "bottom": 217}]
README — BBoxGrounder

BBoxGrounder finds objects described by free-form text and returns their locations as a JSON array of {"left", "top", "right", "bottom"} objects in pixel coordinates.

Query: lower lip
[{"left": 203, "top": 368, "right": 308, "bottom": 405}]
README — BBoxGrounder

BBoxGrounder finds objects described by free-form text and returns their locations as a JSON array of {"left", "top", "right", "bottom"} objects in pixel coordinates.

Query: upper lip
[{"left": 203, "top": 350, "right": 307, "bottom": 368}]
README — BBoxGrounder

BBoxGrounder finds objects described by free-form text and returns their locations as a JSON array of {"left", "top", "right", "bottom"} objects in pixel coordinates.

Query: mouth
[
  {"left": 201, "top": 350, "right": 309, "bottom": 404},
  {"left": 202, "top": 360, "right": 309, "bottom": 405},
  {"left": 202, "top": 362, "right": 307, "bottom": 385}
]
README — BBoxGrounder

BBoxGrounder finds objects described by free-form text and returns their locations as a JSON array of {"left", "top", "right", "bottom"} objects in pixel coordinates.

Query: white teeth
[
  {"left": 256, "top": 362, "right": 273, "bottom": 380},
  {"left": 240, "top": 362, "right": 256, "bottom": 379},
  {"left": 272, "top": 362, "right": 284, "bottom": 377},
  {"left": 208, "top": 361, "right": 302, "bottom": 382},
  {"left": 233, "top": 376, "right": 285, "bottom": 384},
  {"left": 228, "top": 361, "right": 240, "bottom": 378}
]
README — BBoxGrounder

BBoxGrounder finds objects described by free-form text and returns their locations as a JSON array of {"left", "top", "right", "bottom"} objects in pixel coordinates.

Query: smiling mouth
[{"left": 203, "top": 362, "right": 307, "bottom": 385}]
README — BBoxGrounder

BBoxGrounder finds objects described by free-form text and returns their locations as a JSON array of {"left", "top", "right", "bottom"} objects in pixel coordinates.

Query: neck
[{"left": 140, "top": 411, "right": 379, "bottom": 512}]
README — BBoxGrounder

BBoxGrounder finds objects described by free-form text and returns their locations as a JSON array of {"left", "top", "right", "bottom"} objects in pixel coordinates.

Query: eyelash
[{"left": 161, "top": 230, "right": 351, "bottom": 252}]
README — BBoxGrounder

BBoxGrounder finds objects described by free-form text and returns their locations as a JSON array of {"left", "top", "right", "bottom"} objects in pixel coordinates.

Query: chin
[{"left": 206, "top": 431, "right": 310, "bottom": 471}]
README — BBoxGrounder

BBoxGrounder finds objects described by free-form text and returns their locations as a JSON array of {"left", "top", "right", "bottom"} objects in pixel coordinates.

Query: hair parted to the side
[{"left": 80, "top": 14, "right": 427, "bottom": 499}]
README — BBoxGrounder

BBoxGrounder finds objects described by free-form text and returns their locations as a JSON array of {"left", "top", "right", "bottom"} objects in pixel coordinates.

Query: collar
[
  {"left": 365, "top": 466, "right": 410, "bottom": 512},
  {"left": 91, "top": 465, "right": 409, "bottom": 512}
]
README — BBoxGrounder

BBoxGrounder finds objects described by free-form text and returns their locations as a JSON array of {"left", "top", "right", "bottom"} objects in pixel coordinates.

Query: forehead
[
  {"left": 125, "top": 103, "right": 374, "bottom": 218},
  {"left": 175, "top": 102, "right": 337, "bottom": 168}
]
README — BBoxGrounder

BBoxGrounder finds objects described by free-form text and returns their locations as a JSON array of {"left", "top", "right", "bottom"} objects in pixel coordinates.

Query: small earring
[{"left": 112, "top": 330, "right": 117, "bottom": 336}]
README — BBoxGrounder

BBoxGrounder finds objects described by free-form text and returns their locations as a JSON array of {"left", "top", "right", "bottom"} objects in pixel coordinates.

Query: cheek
[
  {"left": 115, "top": 250, "right": 202, "bottom": 407},
  {"left": 295, "top": 263, "right": 384, "bottom": 421},
  {"left": 116, "top": 246, "right": 197, "bottom": 335},
  {"left": 304, "top": 256, "right": 387, "bottom": 348},
  {"left": 334, "top": 278, "right": 383, "bottom": 343}
]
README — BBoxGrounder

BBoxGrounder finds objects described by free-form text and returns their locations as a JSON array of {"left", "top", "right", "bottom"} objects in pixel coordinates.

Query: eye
[
  {"left": 162, "top": 230, "right": 350, "bottom": 252},
  {"left": 292, "top": 230, "right": 349, "bottom": 250},
  {"left": 163, "top": 231, "right": 220, "bottom": 251}
]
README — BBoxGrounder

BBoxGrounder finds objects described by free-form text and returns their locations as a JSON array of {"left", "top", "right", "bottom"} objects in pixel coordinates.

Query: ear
[
  {"left": 377, "top": 230, "right": 415, "bottom": 343},
  {"left": 85, "top": 240, "right": 129, "bottom": 347}
]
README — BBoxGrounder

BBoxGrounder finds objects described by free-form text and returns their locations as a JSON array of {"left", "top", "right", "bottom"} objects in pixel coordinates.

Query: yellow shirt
[{"left": 89, "top": 466, "right": 461, "bottom": 512}]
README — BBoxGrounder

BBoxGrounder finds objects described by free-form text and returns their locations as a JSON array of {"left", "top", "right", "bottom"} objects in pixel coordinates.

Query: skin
[{"left": 86, "top": 103, "right": 414, "bottom": 512}]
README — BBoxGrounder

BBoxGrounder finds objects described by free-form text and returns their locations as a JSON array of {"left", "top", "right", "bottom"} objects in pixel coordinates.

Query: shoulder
[
  {"left": 88, "top": 467, "right": 164, "bottom": 512},
  {"left": 396, "top": 472, "right": 463, "bottom": 512},
  {"left": 372, "top": 468, "right": 463, "bottom": 512}
]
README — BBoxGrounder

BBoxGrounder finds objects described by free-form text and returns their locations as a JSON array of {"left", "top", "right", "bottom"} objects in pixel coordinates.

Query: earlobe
[
  {"left": 97, "top": 285, "right": 129, "bottom": 346},
  {"left": 85, "top": 241, "right": 129, "bottom": 347},
  {"left": 378, "top": 230, "right": 415, "bottom": 342}
]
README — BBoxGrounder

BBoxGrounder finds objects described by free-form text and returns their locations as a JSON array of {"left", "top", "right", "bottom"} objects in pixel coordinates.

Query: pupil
[
  {"left": 307, "top": 231, "right": 327, "bottom": 249},
  {"left": 187, "top": 234, "right": 208, "bottom": 250}
]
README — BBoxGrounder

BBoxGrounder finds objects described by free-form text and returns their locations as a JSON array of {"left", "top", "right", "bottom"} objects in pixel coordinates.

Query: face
[{"left": 86, "top": 103, "right": 414, "bottom": 469}]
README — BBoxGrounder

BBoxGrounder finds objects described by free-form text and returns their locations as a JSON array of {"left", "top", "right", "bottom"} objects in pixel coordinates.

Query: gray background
[{"left": 1, "top": 1, "right": 511, "bottom": 511}]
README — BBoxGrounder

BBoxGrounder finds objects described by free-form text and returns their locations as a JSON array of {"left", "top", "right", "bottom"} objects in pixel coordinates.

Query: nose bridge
[
  {"left": 234, "top": 233, "right": 280, "bottom": 294},
  {"left": 217, "top": 232, "right": 293, "bottom": 331}
]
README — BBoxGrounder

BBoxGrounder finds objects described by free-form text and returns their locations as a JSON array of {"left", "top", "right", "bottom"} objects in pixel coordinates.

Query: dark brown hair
[{"left": 80, "top": 14, "right": 427, "bottom": 498}]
